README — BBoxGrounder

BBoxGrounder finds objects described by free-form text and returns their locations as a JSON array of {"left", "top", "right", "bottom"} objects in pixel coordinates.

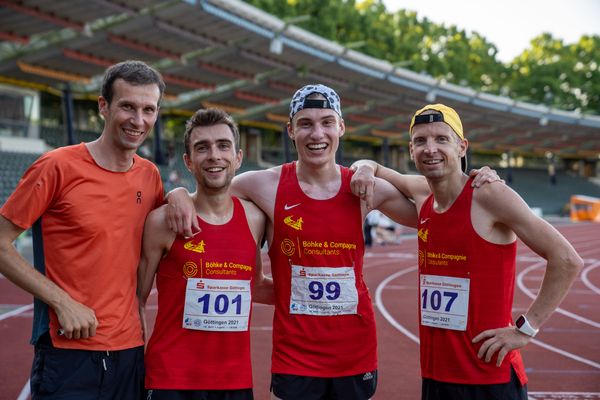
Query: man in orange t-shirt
[{"left": 0, "top": 60, "right": 165, "bottom": 399}]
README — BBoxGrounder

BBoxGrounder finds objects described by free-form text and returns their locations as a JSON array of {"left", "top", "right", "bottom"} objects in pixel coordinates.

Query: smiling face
[
  {"left": 183, "top": 123, "right": 242, "bottom": 193},
  {"left": 98, "top": 79, "right": 160, "bottom": 153},
  {"left": 288, "top": 105, "right": 344, "bottom": 168},
  {"left": 409, "top": 120, "right": 467, "bottom": 180}
]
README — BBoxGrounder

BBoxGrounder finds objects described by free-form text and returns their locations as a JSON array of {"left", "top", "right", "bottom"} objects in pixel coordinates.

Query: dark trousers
[{"left": 30, "top": 332, "right": 144, "bottom": 399}]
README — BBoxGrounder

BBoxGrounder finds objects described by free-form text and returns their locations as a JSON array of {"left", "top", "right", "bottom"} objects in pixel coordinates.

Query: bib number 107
[
  {"left": 421, "top": 289, "right": 457, "bottom": 312},
  {"left": 197, "top": 293, "right": 242, "bottom": 315}
]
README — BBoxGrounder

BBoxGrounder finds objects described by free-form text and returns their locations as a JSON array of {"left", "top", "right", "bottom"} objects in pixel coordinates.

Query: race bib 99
[{"left": 290, "top": 265, "right": 358, "bottom": 316}]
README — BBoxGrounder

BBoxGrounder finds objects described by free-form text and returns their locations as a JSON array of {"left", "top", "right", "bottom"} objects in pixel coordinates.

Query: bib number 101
[{"left": 197, "top": 293, "right": 242, "bottom": 315}]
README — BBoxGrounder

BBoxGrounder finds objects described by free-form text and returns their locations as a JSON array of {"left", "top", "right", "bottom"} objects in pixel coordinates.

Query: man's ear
[
  {"left": 459, "top": 138, "right": 469, "bottom": 157},
  {"left": 234, "top": 149, "right": 243, "bottom": 171},
  {"left": 338, "top": 118, "right": 345, "bottom": 138},
  {"left": 286, "top": 121, "right": 295, "bottom": 140},
  {"left": 183, "top": 153, "right": 192, "bottom": 173},
  {"left": 98, "top": 96, "right": 108, "bottom": 118}
]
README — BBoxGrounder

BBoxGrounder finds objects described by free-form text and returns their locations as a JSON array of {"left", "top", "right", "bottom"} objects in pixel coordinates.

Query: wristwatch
[{"left": 515, "top": 314, "right": 539, "bottom": 337}]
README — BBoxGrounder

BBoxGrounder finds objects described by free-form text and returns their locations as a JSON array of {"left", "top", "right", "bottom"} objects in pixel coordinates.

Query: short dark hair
[
  {"left": 184, "top": 108, "right": 240, "bottom": 155},
  {"left": 101, "top": 60, "right": 165, "bottom": 104}
]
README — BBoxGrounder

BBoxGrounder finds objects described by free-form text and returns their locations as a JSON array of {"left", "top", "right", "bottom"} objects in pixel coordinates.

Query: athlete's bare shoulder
[
  {"left": 232, "top": 166, "right": 281, "bottom": 204},
  {"left": 232, "top": 196, "right": 264, "bottom": 246},
  {"left": 236, "top": 165, "right": 281, "bottom": 184}
]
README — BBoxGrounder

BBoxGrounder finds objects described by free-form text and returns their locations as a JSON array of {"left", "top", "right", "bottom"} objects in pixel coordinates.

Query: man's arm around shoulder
[{"left": 351, "top": 160, "right": 430, "bottom": 211}]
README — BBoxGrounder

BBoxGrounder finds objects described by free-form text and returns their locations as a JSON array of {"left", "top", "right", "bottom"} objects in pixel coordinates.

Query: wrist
[{"left": 515, "top": 314, "right": 539, "bottom": 337}]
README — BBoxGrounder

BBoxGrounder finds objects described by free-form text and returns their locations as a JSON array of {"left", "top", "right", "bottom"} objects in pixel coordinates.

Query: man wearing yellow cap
[{"left": 352, "top": 104, "right": 583, "bottom": 400}]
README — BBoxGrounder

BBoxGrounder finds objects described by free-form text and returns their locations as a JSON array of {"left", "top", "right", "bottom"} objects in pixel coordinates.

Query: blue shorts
[
  {"left": 145, "top": 389, "right": 253, "bottom": 400},
  {"left": 421, "top": 367, "right": 527, "bottom": 400},
  {"left": 30, "top": 332, "right": 144, "bottom": 399},
  {"left": 271, "top": 370, "right": 377, "bottom": 400}
]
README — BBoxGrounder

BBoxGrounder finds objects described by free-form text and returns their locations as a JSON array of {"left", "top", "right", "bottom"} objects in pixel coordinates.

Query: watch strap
[{"left": 515, "top": 314, "right": 539, "bottom": 337}]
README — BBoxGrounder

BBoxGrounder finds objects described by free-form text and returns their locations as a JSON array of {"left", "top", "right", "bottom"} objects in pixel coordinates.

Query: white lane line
[
  {"left": 529, "top": 338, "right": 600, "bottom": 369},
  {"left": 581, "top": 261, "right": 600, "bottom": 295},
  {"left": 375, "top": 266, "right": 419, "bottom": 344},
  {"left": 529, "top": 392, "right": 600, "bottom": 398},
  {"left": 378, "top": 265, "right": 600, "bottom": 369},
  {"left": 517, "top": 262, "right": 600, "bottom": 329},
  {"left": 0, "top": 304, "right": 32, "bottom": 321},
  {"left": 16, "top": 379, "right": 30, "bottom": 400}
]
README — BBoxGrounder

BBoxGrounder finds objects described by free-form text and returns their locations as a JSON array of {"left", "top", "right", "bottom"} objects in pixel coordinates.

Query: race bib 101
[{"left": 183, "top": 278, "right": 251, "bottom": 331}]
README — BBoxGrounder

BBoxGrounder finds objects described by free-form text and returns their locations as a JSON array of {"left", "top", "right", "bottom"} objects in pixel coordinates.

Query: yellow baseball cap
[
  {"left": 409, "top": 104, "right": 464, "bottom": 140},
  {"left": 409, "top": 104, "right": 467, "bottom": 171}
]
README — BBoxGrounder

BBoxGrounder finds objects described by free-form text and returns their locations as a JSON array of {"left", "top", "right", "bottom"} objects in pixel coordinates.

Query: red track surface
[{"left": 1, "top": 223, "right": 599, "bottom": 399}]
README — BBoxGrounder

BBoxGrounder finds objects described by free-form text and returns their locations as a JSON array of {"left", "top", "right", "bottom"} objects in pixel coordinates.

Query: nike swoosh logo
[
  {"left": 420, "top": 218, "right": 430, "bottom": 224},
  {"left": 284, "top": 203, "right": 301, "bottom": 211}
]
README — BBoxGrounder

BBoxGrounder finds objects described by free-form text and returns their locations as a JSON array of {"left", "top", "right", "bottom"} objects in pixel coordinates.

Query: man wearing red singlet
[
  {"left": 137, "top": 108, "right": 274, "bottom": 400},
  {"left": 351, "top": 104, "right": 583, "bottom": 400}
]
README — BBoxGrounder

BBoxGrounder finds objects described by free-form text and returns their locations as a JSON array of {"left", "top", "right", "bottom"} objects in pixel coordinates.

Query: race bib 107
[{"left": 419, "top": 274, "right": 469, "bottom": 331}]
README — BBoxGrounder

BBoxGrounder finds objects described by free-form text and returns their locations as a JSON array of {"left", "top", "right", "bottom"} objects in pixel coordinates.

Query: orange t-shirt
[{"left": 0, "top": 143, "right": 163, "bottom": 350}]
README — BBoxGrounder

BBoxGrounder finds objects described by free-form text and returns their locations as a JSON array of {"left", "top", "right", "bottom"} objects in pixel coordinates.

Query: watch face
[{"left": 516, "top": 315, "right": 525, "bottom": 328}]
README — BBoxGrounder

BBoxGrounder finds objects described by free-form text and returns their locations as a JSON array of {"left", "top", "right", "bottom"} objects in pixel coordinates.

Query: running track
[{"left": 1, "top": 222, "right": 599, "bottom": 399}]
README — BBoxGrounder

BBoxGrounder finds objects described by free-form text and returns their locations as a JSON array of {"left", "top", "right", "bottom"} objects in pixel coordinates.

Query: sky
[{"left": 381, "top": 0, "right": 600, "bottom": 63}]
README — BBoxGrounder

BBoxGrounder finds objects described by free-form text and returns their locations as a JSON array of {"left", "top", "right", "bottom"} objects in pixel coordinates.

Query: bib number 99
[{"left": 308, "top": 281, "right": 341, "bottom": 300}]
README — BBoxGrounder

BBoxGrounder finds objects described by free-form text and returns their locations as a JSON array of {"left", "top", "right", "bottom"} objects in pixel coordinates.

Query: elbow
[
  {"left": 571, "top": 253, "right": 585, "bottom": 275},
  {"left": 562, "top": 251, "right": 584, "bottom": 281}
]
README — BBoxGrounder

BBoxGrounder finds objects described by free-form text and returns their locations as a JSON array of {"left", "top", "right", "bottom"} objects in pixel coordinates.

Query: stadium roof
[{"left": 1, "top": 0, "right": 599, "bottom": 158}]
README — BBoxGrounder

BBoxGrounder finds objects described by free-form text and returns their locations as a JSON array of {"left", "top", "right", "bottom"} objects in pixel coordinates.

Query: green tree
[
  {"left": 242, "top": 0, "right": 598, "bottom": 114},
  {"left": 508, "top": 33, "right": 600, "bottom": 113},
  {"left": 244, "top": 0, "right": 506, "bottom": 90}
]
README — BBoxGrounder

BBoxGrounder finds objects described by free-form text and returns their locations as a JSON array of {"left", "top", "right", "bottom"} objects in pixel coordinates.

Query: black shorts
[
  {"left": 30, "top": 332, "right": 144, "bottom": 400},
  {"left": 145, "top": 389, "right": 253, "bottom": 400},
  {"left": 271, "top": 370, "right": 377, "bottom": 400},
  {"left": 421, "top": 367, "right": 527, "bottom": 400}
]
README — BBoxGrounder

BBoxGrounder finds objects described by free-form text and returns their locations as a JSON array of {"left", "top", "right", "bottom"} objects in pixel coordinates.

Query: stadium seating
[
  {"left": 40, "top": 126, "right": 98, "bottom": 148},
  {"left": 0, "top": 151, "right": 42, "bottom": 205},
  {"left": 498, "top": 168, "right": 600, "bottom": 215}
]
